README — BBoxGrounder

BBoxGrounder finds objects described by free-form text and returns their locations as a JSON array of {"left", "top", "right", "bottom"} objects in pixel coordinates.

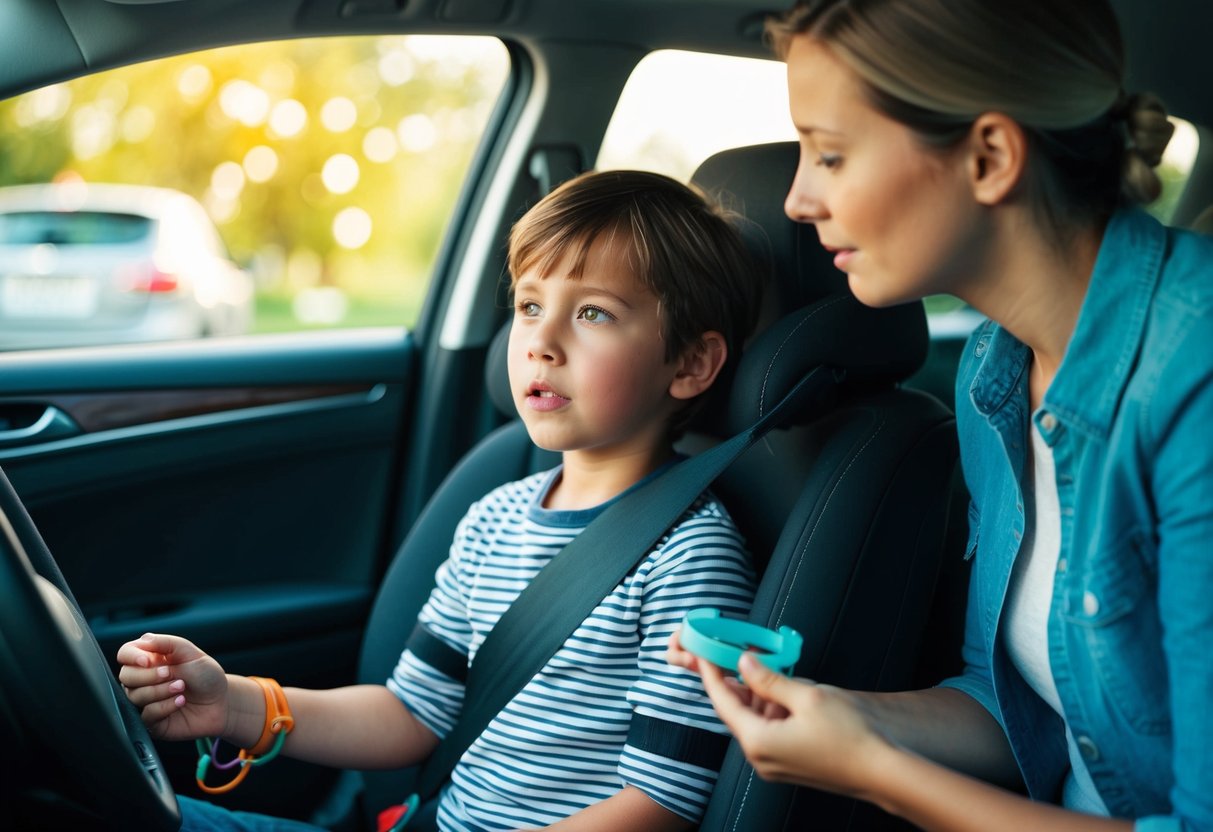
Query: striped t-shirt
[{"left": 387, "top": 465, "right": 755, "bottom": 831}]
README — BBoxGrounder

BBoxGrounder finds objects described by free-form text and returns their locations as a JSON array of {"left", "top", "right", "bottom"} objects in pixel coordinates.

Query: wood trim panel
[{"left": 0, "top": 385, "right": 372, "bottom": 433}]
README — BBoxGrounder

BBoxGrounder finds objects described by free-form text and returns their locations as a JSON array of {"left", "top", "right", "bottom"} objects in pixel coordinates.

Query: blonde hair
[{"left": 769, "top": 0, "right": 1174, "bottom": 231}]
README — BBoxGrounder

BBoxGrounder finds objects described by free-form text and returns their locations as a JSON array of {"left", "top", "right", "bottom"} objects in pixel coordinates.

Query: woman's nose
[{"left": 784, "top": 159, "right": 827, "bottom": 223}]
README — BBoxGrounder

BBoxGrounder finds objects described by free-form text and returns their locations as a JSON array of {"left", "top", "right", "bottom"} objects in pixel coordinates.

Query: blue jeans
[{"left": 178, "top": 796, "right": 329, "bottom": 832}]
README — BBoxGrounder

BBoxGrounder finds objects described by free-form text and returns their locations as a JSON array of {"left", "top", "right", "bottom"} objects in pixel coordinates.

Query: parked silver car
[{"left": 0, "top": 183, "right": 253, "bottom": 350}]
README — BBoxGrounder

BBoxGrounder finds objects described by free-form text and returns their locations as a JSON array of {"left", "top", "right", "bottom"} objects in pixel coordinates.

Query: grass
[{"left": 251, "top": 292, "right": 422, "bottom": 335}]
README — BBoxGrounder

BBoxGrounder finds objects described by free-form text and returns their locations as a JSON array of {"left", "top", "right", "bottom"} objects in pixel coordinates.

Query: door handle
[{"left": 0, "top": 405, "right": 82, "bottom": 448}]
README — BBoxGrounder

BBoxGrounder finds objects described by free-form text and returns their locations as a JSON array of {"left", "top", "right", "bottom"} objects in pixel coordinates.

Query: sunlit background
[{"left": 0, "top": 36, "right": 510, "bottom": 333}]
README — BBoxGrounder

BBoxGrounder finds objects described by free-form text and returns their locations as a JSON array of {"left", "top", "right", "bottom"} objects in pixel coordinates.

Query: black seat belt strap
[{"left": 415, "top": 365, "right": 840, "bottom": 799}]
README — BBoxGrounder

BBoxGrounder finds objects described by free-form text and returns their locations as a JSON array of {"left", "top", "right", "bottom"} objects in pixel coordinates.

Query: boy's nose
[{"left": 527, "top": 319, "right": 564, "bottom": 363}]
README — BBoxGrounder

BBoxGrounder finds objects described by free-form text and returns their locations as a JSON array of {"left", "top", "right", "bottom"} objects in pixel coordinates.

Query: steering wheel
[{"left": 0, "top": 468, "right": 180, "bottom": 830}]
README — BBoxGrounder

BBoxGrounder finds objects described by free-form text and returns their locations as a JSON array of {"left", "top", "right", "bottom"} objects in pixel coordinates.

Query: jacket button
[
  {"left": 1040, "top": 412, "right": 1058, "bottom": 432},
  {"left": 1057, "top": 558, "right": 1068, "bottom": 574},
  {"left": 1077, "top": 736, "right": 1100, "bottom": 762},
  {"left": 1083, "top": 591, "right": 1100, "bottom": 616}
]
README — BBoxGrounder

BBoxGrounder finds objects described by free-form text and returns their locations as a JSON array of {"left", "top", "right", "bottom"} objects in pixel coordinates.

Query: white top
[{"left": 1003, "top": 425, "right": 1107, "bottom": 815}]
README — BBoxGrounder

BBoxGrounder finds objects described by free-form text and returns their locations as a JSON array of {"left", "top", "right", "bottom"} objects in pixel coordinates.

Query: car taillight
[
  {"left": 140, "top": 269, "right": 179, "bottom": 293},
  {"left": 118, "top": 262, "right": 179, "bottom": 293}
]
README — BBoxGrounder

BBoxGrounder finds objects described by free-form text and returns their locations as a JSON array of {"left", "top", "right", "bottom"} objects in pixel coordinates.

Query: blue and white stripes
[{"left": 387, "top": 466, "right": 754, "bottom": 831}]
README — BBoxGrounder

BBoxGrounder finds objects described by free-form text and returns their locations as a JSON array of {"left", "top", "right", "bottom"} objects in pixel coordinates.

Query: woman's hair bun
[{"left": 1120, "top": 92, "right": 1174, "bottom": 204}]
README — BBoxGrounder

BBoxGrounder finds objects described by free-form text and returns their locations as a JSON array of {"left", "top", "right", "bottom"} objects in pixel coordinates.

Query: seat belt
[{"left": 411, "top": 365, "right": 841, "bottom": 803}]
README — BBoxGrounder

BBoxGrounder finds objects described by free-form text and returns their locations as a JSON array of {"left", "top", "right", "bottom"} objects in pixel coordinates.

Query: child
[{"left": 118, "top": 169, "right": 762, "bottom": 832}]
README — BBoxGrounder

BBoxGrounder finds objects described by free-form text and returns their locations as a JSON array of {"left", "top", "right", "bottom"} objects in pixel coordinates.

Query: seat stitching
[
  {"left": 759, "top": 295, "right": 848, "bottom": 416},
  {"left": 777, "top": 415, "right": 886, "bottom": 624},
  {"left": 731, "top": 415, "right": 886, "bottom": 825},
  {"left": 727, "top": 771, "right": 756, "bottom": 832}
]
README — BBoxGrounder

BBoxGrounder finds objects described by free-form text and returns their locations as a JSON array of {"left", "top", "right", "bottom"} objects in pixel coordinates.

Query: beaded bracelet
[{"left": 195, "top": 676, "right": 294, "bottom": 794}]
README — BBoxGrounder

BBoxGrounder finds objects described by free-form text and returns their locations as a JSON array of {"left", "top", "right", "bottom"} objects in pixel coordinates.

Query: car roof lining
[{"left": 2, "top": 1, "right": 1203, "bottom": 128}]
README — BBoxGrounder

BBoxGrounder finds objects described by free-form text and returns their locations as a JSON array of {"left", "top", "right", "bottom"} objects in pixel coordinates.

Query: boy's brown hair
[{"left": 508, "top": 169, "right": 761, "bottom": 371}]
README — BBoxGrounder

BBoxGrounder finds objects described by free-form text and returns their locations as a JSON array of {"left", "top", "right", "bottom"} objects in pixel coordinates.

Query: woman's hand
[
  {"left": 116, "top": 632, "right": 229, "bottom": 741},
  {"left": 667, "top": 629, "right": 889, "bottom": 796}
]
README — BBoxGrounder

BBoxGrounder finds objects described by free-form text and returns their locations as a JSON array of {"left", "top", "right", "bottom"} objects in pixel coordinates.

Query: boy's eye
[
  {"left": 517, "top": 300, "right": 541, "bottom": 316},
  {"left": 577, "top": 305, "right": 614, "bottom": 324},
  {"left": 815, "top": 153, "right": 842, "bottom": 170}
]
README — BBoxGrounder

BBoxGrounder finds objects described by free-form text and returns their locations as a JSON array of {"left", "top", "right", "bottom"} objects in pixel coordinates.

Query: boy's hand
[{"left": 116, "top": 633, "right": 229, "bottom": 740}]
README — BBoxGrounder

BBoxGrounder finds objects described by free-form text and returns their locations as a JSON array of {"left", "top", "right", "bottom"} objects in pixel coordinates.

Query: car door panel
[
  {"left": 0, "top": 330, "right": 414, "bottom": 682},
  {"left": 0, "top": 330, "right": 416, "bottom": 814}
]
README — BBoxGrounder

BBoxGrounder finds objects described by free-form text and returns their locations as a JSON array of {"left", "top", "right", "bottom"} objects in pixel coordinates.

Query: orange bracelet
[
  {"left": 194, "top": 676, "right": 294, "bottom": 795},
  {"left": 247, "top": 676, "right": 295, "bottom": 756}
]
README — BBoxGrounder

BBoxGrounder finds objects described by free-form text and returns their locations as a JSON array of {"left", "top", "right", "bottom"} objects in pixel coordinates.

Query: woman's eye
[
  {"left": 578, "top": 305, "right": 614, "bottom": 323},
  {"left": 816, "top": 153, "right": 842, "bottom": 170}
]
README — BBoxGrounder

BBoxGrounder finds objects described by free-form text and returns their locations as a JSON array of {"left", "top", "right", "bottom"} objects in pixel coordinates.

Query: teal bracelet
[{"left": 679, "top": 608, "right": 802, "bottom": 675}]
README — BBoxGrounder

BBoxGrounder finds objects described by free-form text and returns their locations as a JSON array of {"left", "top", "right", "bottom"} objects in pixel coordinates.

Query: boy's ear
[
  {"left": 965, "top": 112, "right": 1027, "bottom": 206},
  {"left": 669, "top": 331, "right": 728, "bottom": 401}
]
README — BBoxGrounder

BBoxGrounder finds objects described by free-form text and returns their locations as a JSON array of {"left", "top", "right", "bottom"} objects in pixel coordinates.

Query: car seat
[
  {"left": 692, "top": 143, "right": 962, "bottom": 831},
  {"left": 353, "top": 142, "right": 962, "bottom": 831}
]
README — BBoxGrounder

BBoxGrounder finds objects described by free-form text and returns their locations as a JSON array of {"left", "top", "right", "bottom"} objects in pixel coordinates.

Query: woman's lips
[{"left": 822, "top": 243, "right": 856, "bottom": 271}]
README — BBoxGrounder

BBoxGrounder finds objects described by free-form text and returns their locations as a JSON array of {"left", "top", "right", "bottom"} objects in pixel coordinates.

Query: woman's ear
[
  {"left": 669, "top": 331, "right": 728, "bottom": 401},
  {"left": 966, "top": 112, "right": 1028, "bottom": 206}
]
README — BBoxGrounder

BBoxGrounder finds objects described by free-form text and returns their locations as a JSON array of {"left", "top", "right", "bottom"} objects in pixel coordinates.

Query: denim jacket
[{"left": 940, "top": 208, "right": 1213, "bottom": 831}]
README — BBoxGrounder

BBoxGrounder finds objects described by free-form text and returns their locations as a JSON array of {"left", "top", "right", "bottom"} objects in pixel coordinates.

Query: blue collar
[
  {"left": 1047, "top": 208, "right": 1165, "bottom": 438},
  {"left": 968, "top": 208, "right": 1166, "bottom": 438}
]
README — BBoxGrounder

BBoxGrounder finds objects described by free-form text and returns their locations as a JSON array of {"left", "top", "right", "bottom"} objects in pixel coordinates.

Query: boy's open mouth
[{"left": 526, "top": 380, "right": 571, "bottom": 410}]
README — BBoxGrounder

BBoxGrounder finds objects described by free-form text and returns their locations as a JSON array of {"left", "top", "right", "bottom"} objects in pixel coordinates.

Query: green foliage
[{"left": 0, "top": 36, "right": 509, "bottom": 329}]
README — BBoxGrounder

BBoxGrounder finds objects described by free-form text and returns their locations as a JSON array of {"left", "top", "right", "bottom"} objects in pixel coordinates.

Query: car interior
[{"left": 0, "top": 1, "right": 1209, "bottom": 830}]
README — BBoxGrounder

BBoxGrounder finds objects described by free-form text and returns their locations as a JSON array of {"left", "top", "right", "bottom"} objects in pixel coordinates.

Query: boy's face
[{"left": 507, "top": 236, "right": 687, "bottom": 463}]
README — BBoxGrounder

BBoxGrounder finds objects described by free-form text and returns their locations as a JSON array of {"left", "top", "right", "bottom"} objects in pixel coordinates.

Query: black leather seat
[
  {"left": 355, "top": 142, "right": 962, "bottom": 831},
  {"left": 693, "top": 143, "right": 961, "bottom": 831}
]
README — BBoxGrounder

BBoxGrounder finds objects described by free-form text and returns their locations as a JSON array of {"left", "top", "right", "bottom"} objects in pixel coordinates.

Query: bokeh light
[
  {"left": 362, "top": 126, "right": 398, "bottom": 163},
  {"left": 397, "top": 113, "right": 436, "bottom": 153},
  {"left": 269, "top": 99, "right": 308, "bottom": 139},
  {"left": 243, "top": 145, "right": 279, "bottom": 183},
  {"left": 219, "top": 79, "right": 270, "bottom": 127},
  {"left": 333, "top": 207, "right": 372, "bottom": 249},
  {"left": 320, "top": 96, "right": 358, "bottom": 132},
  {"left": 211, "top": 160, "right": 246, "bottom": 201},
  {"left": 321, "top": 154, "right": 360, "bottom": 194}
]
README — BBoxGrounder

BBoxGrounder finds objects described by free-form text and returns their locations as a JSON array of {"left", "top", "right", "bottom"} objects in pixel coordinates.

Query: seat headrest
[
  {"left": 486, "top": 322, "right": 513, "bottom": 416},
  {"left": 1191, "top": 204, "right": 1213, "bottom": 235}
]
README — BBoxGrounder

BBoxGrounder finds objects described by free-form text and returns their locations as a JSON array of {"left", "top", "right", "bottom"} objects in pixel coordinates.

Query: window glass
[
  {"left": 1149, "top": 116, "right": 1200, "bottom": 224},
  {"left": 0, "top": 36, "right": 509, "bottom": 351},
  {"left": 0, "top": 211, "right": 151, "bottom": 245},
  {"left": 597, "top": 50, "right": 794, "bottom": 182}
]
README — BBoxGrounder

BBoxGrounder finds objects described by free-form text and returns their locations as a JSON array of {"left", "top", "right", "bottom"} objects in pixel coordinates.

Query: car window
[
  {"left": 0, "top": 36, "right": 509, "bottom": 351},
  {"left": 1149, "top": 116, "right": 1200, "bottom": 224},
  {"left": 0, "top": 211, "right": 152, "bottom": 245},
  {"left": 596, "top": 49, "right": 795, "bottom": 182}
]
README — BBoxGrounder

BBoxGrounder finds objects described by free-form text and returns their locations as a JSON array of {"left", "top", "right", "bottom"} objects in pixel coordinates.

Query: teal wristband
[{"left": 679, "top": 608, "right": 802, "bottom": 675}]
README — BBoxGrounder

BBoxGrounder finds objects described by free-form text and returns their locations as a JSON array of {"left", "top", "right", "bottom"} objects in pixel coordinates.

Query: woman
[{"left": 669, "top": 1, "right": 1213, "bottom": 829}]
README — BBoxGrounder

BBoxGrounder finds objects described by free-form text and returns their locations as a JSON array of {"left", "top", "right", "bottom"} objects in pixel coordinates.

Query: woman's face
[{"left": 783, "top": 36, "right": 987, "bottom": 307}]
